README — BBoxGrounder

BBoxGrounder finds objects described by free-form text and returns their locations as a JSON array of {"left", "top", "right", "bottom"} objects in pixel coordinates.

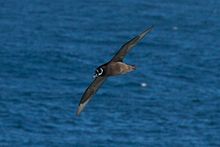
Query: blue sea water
[{"left": 0, "top": 0, "right": 220, "bottom": 146}]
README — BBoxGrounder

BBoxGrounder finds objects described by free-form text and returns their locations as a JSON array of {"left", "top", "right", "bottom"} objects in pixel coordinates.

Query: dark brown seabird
[{"left": 76, "top": 26, "right": 153, "bottom": 116}]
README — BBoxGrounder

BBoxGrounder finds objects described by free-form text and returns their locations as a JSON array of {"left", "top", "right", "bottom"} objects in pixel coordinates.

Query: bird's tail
[{"left": 128, "top": 64, "right": 136, "bottom": 71}]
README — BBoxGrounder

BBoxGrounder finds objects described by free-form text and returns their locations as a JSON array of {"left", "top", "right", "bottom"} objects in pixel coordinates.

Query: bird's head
[{"left": 93, "top": 66, "right": 105, "bottom": 78}]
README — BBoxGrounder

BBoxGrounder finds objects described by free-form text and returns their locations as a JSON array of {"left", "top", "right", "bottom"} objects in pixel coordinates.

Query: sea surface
[{"left": 0, "top": 0, "right": 220, "bottom": 146}]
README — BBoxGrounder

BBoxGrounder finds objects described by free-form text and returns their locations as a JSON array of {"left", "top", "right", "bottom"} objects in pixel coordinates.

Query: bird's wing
[
  {"left": 111, "top": 26, "right": 153, "bottom": 62},
  {"left": 76, "top": 76, "right": 107, "bottom": 116}
]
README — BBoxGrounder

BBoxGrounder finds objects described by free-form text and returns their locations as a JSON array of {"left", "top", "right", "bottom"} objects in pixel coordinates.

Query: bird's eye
[
  {"left": 98, "top": 68, "right": 103, "bottom": 75},
  {"left": 93, "top": 67, "right": 104, "bottom": 78},
  {"left": 96, "top": 68, "right": 103, "bottom": 76}
]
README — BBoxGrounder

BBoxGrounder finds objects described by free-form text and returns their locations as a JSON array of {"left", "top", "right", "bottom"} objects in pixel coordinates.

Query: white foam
[
  {"left": 173, "top": 26, "right": 178, "bottom": 30},
  {"left": 141, "top": 82, "right": 147, "bottom": 87}
]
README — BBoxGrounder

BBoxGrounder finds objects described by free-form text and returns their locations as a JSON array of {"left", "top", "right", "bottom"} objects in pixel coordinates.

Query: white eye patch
[
  {"left": 98, "top": 68, "right": 103, "bottom": 76},
  {"left": 94, "top": 68, "right": 104, "bottom": 78}
]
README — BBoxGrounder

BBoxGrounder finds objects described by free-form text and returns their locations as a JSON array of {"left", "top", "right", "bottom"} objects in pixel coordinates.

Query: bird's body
[
  {"left": 76, "top": 26, "right": 153, "bottom": 116},
  {"left": 99, "top": 62, "right": 136, "bottom": 77}
]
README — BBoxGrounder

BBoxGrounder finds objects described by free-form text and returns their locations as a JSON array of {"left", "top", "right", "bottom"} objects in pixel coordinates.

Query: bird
[{"left": 76, "top": 26, "right": 153, "bottom": 116}]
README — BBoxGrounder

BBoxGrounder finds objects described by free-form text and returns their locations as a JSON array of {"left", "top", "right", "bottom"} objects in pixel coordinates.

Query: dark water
[{"left": 1, "top": 0, "right": 220, "bottom": 146}]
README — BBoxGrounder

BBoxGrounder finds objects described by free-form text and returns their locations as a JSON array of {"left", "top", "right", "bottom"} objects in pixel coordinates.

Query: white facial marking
[
  {"left": 93, "top": 68, "right": 103, "bottom": 78},
  {"left": 98, "top": 68, "right": 103, "bottom": 76}
]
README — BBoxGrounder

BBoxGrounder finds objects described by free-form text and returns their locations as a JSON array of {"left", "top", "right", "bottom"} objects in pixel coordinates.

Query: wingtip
[
  {"left": 149, "top": 25, "right": 154, "bottom": 29},
  {"left": 139, "top": 25, "right": 154, "bottom": 38},
  {"left": 147, "top": 25, "right": 154, "bottom": 30},
  {"left": 76, "top": 103, "right": 85, "bottom": 116},
  {"left": 144, "top": 25, "right": 154, "bottom": 33},
  {"left": 76, "top": 105, "right": 82, "bottom": 116},
  {"left": 76, "top": 99, "right": 91, "bottom": 116}
]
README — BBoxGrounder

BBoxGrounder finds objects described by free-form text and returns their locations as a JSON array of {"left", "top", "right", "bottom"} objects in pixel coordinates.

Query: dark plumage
[{"left": 76, "top": 26, "right": 153, "bottom": 116}]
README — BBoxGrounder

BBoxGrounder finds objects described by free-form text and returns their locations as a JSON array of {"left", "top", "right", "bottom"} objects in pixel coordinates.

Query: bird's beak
[{"left": 93, "top": 74, "right": 97, "bottom": 78}]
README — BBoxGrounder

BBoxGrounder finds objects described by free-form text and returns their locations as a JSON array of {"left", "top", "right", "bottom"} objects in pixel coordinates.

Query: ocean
[{"left": 0, "top": 0, "right": 220, "bottom": 146}]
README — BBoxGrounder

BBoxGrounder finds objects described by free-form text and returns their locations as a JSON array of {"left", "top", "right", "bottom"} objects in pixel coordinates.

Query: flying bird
[{"left": 76, "top": 26, "right": 153, "bottom": 116}]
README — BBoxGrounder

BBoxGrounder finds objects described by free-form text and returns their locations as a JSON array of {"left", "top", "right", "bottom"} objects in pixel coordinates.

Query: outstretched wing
[
  {"left": 111, "top": 26, "right": 153, "bottom": 62},
  {"left": 76, "top": 76, "right": 107, "bottom": 116}
]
